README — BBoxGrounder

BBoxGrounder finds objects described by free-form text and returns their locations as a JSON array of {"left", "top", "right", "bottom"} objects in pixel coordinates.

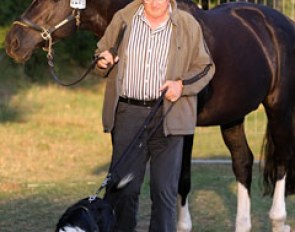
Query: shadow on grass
[
  {"left": 0, "top": 165, "right": 294, "bottom": 232},
  {"left": 193, "top": 154, "right": 232, "bottom": 161},
  {"left": 0, "top": 182, "right": 107, "bottom": 232},
  {"left": 0, "top": 102, "right": 22, "bottom": 122},
  {"left": 92, "top": 162, "right": 112, "bottom": 176},
  {"left": 0, "top": 53, "right": 26, "bottom": 123},
  {"left": 0, "top": 50, "right": 105, "bottom": 124}
]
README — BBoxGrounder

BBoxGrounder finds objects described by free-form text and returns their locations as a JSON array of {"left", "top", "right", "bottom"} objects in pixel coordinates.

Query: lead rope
[
  {"left": 88, "top": 89, "right": 174, "bottom": 203},
  {"left": 48, "top": 23, "right": 126, "bottom": 86}
]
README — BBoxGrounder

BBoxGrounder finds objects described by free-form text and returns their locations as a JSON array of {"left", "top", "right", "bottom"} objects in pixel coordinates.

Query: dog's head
[{"left": 56, "top": 197, "right": 116, "bottom": 232}]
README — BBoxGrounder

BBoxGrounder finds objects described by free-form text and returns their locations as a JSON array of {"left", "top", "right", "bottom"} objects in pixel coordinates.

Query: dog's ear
[
  {"left": 56, "top": 197, "right": 117, "bottom": 232},
  {"left": 89, "top": 198, "right": 116, "bottom": 232},
  {"left": 56, "top": 199, "right": 99, "bottom": 232}
]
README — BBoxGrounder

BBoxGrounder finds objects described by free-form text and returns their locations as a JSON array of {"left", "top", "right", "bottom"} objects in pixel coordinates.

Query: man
[{"left": 96, "top": 0, "right": 215, "bottom": 231}]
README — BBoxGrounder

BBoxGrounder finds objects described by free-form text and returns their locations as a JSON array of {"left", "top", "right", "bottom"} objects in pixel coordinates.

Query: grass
[
  {"left": 0, "top": 54, "right": 294, "bottom": 231},
  {"left": 0, "top": 26, "right": 9, "bottom": 49},
  {"left": 194, "top": 106, "right": 267, "bottom": 159},
  {"left": 0, "top": 84, "right": 111, "bottom": 184},
  {"left": 189, "top": 165, "right": 295, "bottom": 231},
  {"left": 0, "top": 165, "right": 294, "bottom": 232}
]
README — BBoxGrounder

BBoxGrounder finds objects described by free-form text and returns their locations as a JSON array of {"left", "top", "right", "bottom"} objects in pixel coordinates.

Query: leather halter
[
  {"left": 12, "top": 10, "right": 126, "bottom": 87},
  {"left": 13, "top": 10, "right": 81, "bottom": 65}
]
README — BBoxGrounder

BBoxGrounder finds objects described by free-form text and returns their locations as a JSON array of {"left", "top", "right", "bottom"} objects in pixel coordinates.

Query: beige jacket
[{"left": 96, "top": 0, "right": 215, "bottom": 135}]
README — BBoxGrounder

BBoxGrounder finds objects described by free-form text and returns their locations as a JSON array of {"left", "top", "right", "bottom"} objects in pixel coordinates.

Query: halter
[
  {"left": 11, "top": 7, "right": 126, "bottom": 86},
  {"left": 12, "top": 9, "right": 81, "bottom": 66}
]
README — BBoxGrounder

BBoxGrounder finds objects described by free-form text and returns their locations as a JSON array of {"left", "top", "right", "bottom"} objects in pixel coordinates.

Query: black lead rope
[
  {"left": 89, "top": 89, "right": 174, "bottom": 201},
  {"left": 49, "top": 24, "right": 127, "bottom": 87},
  {"left": 110, "top": 89, "right": 169, "bottom": 173},
  {"left": 49, "top": 56, "right": 102, "bottom": 87},
  {"left": 89, "top": 75, "right": 207, "bottom": 201}
]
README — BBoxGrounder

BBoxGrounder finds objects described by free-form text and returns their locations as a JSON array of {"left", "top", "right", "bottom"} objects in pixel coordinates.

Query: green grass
[
  {"left": 189, "top": 165, "right": 295, "bottom": 231},
  {"left": 194, "top": 106, "right": 267, "bottom": 159},
  {"left": 0, "top": 81, "right": 111, "bottom": 184},
  {"left": 0, "top": 165, "right": 294, "bottom": 232},
  {"left": 0, "top": 26, "right": 9, "bottom": 49},
  {"left": 0, "top": 55, "right": 267, "bottom": 182},
  {"left": 0, "top": 53, "right": 293, "bottom": 231}
]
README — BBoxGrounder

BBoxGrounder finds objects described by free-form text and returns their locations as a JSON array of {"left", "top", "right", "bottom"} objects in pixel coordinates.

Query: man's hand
[
  {"left": 96, "top": 50, "right": 119, "bottom": 69},
  {"left": 160, "top": 80, "right": 183, "bottom": 102}
]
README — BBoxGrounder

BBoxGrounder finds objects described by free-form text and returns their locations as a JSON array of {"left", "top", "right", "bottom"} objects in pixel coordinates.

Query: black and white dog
[
  {"left": 55, "top": 196, "right": 116, "bottom": 232},
  {"left": 55, "top": 171, "right": 135, "bottom": 232}
]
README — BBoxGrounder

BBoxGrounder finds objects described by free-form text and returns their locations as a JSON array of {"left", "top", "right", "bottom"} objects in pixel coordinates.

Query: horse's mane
[{"left": 177, "top": 0, "right": 200, "bottom": 15}]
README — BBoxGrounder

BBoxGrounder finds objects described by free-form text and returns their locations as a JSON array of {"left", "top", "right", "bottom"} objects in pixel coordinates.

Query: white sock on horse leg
[
  {"left": 177, "top": 194, "right": 192, "bottom": 232},
  {"left": 236, "top": 182, "right": 251, "bottom": 232},
  {"left": 269, "top": 175, "right": 291, "bottom": 232}
]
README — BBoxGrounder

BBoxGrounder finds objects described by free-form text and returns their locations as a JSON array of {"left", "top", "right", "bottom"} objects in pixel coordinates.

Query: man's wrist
[{"left": 178, "top": 80, "right": 183, "bottom": 91}]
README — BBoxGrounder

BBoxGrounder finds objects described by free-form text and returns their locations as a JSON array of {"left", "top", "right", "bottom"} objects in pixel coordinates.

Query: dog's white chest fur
[{"left": 60, "top": 226, "right": 86, "bottom": 232}]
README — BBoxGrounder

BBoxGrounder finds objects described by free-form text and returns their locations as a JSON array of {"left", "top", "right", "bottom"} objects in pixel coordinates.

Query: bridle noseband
[{"left": 13, "top": 9, "right": 81, "bottom": 66}]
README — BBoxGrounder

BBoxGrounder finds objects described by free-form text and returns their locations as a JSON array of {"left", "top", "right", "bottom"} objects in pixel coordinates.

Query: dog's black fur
[{"left": 55, "top": 197, "right": 116, "bottom": 232}]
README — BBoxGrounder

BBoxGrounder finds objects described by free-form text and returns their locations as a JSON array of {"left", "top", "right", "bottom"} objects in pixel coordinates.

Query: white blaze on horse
[{"left": 5, "top": 0, "right": 295, "bottom": 231}]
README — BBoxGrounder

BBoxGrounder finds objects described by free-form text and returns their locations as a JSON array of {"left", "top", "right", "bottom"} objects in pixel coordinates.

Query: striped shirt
[{"left": 121, "top": 5, "right": 172, "bottom": 101}]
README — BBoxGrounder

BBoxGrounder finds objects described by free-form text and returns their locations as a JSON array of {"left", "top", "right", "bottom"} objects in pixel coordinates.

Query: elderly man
[{"left": 96, "top": 0, "right": 215, "bottom": 231}]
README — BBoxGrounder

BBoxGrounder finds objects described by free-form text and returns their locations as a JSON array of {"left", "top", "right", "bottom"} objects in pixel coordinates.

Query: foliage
[
  {"left": 53, "top": 31, "right": 98, "bottom": 67},
  {"left": 0, "top": 0, "right": 32, "bottom": 26}
]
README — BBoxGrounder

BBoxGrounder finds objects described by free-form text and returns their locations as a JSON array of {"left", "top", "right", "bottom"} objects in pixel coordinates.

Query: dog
[
  {"left": 55, "top": 196, "right": 116, "bottom": 232},
  {"left": 55, "top": 169, "right": 134, "bottom": 232}
]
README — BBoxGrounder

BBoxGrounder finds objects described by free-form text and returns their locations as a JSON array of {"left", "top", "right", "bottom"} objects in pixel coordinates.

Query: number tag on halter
[{"left": 70, "top": 0, "right": 86, "bottom": 9}]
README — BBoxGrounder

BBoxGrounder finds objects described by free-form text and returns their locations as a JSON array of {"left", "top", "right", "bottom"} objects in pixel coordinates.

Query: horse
[{"left": 5, "top": 0, "right": 295, "bottom": 231}]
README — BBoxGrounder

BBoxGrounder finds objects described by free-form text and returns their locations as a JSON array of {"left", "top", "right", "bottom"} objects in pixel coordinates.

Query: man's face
[{"left": 143, "top": 0, "right": 170, "bottom": 20}]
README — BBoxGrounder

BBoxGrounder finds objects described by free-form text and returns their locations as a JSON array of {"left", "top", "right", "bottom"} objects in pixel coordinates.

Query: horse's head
[
  {"left": 5, "top": 0, "right": 80, "bottom": 63},
  {"left": 5, "top": 0, "right": 117, "bottom": 63}
]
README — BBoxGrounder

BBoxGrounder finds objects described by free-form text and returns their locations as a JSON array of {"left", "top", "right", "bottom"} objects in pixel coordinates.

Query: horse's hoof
[
  {"left": 235, "top": 217, "right": 251, "bottom": 232},
  {"left": 177, "top": 228, "right": 191, "bottom": 232},
  {"left": 272, "top": 224, "right": 291, "bottom": 232},
  {"left": 176, "top": 223, "right": 192, "bottom": 232},
  {"left": 283, "top": 225, "right": 291, "bottom": 232},
  {"left": 235, "top": 227, "right": 251, "bottom": 232}
]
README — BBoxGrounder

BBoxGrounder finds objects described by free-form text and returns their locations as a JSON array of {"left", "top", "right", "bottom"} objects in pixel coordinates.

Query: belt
[{"left": 119, "top": 96, "right": 160, "bottom": 107}]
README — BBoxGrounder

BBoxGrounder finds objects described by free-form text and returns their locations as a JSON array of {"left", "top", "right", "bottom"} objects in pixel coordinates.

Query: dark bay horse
[{"left": 5, "top": 0, "right": 295, "bottom": 231}]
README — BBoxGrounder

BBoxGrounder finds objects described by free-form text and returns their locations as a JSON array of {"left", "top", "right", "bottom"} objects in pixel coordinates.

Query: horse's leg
[
  {"left": 177, "top": 134, "right": 194, "bottom": 232},
  {"left": 269, "top": 175, "right": 290, "bottom": 232},
  {"left": 263, "top": 106, "right": 293, "bottom": 232},
  {"left": 177, "top": 195, "right": 192, "bottom": 232},
  {"left": 220, "top": 120, "right": 253, "bottom": 232}
]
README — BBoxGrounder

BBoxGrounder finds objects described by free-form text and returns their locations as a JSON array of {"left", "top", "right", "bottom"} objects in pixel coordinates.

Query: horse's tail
[{"left": 261, "top": 109, "right": 295, "bottom": 196}]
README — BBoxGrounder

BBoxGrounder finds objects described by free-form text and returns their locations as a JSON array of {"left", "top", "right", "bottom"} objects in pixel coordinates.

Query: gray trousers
[{"left": 105, "top": 101, "right": 183, "bottom": 232}]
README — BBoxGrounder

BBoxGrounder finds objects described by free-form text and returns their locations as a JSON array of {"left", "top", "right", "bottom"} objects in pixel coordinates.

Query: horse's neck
[
  {"left": 80, "top": 0, "right": 132, "bottom": 36},
  {"left": 80, "top": 8, "right": 108, "bottom": 37}
]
